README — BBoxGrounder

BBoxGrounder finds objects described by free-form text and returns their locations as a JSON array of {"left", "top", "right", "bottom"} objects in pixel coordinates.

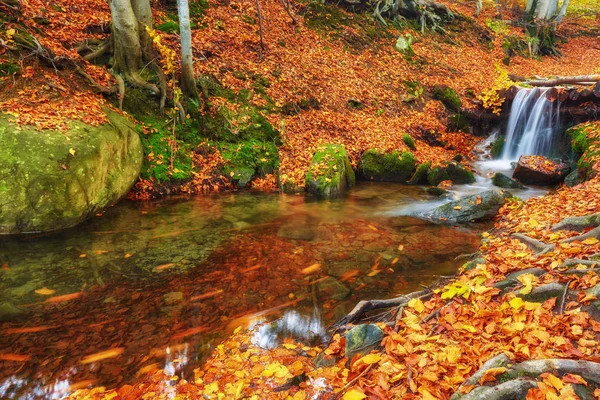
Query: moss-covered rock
[
  {"left": 0, "top": 110, "right": 143, "bottom": 234},
  {"left": 427, "top": 165, "right": 450, "bottom": 186},
  {"left": 220, "top": 140, "right": 279, "bottom": 187},
  {"left": 491, "top": 135, "right": 505, "bottom": 159},
  {"left": 492, "top": 172, "right": 524, "bottom": 189},
  {"left": 408, "top": 162, "right": 430, "bottom": 185},
  {"left": 567, "top": 122, "right": 600, "bottom": 181},
  {"left": 432, "top": 85, "right": 462, "bottom": 112},
  {"left": 306, "top": 144, "right": 355, "bottom": 198},
  {"left": 402, "top": 133, "right": 416, "bottom": 150},
  {"left": 445, "top": 161, "right": 476, "bottom": 184},
  {"left": 359, "top": 150, "right": 416, "bottom": 182}
]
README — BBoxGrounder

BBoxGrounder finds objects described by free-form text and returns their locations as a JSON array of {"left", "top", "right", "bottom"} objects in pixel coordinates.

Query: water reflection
[{"left": 0, "top": 183, "right": 486, "bottom": 398}]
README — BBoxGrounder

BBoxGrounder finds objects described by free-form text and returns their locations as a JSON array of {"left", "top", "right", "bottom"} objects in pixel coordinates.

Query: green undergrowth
[
  {"left": 568, "top": 122, "right": 600, "bottom": 180},
  {"left": 128, "top": 72, "right": 281, "bottom": 186},
  {"left": 219, "top": 140, "right": 279, "bottom": 186}
]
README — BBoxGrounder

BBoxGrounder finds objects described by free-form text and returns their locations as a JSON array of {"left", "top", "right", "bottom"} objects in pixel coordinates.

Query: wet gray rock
[
  {"left": 492, "top": 173, "right": 524, "bottom": 189},
  {"left": 345, "top": 324, "right": 384, "bottom": 361},
  {"left": 420, "top": 190, "right": 510, "bottom": 224},
  {"left": 512, "top": 155, "right": 570, "bottom": 186}
]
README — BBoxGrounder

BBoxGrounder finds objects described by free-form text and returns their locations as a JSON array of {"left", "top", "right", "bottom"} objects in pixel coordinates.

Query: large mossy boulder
[
  {"left": 0, "top": 110, "right": 143, "bottom": 234},
  {"left": 512, "top": 155, "right": 570, "bottom": 186},
  {"left": 306, "top": 144, "right": 355, "bottom": 198},
  {"left": 420, "top": 190, "right": 510, "bottom": 224},
  {"left": 359, "top": 150, "right": 416, "bottom": 182}
]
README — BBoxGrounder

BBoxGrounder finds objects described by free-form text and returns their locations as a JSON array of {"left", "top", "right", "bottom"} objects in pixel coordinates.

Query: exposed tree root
[
  {"left": 82, "top": 40, "right": 111, "bottom": 62},
  {"left": 514, "top": 282, "right": 566, "bottom": 302},
  {"left": 457, "top": 379, "right": 536, "bottom": 400},
  {"left": 561, "top": 258, "right": 599, "bottom": 268},
  {"left": 563, "top": 226, "right": 600, "bottom": 244},
  {"left": 511, "top": 233, "right": 555, "bottom": 255},
  {"left": 453, "top": 357, "right": 600, "bottom": 399},
  {"left": 331, "top": 290, "right": 431, "bottom": 330},
  {"left": 74, "top": 65, "right": 117, "bottom": 95},
  {"left": 552, "top": 213, "right": 600, "bottom": 232}
]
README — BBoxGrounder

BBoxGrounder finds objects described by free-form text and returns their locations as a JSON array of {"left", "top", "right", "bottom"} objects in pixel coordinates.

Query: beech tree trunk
[
  {"left": 109, "top": 0, "right": 158, "bottom": 93},
  {"left": 177, "top": 0, "right": 198, "bottom": 99}
]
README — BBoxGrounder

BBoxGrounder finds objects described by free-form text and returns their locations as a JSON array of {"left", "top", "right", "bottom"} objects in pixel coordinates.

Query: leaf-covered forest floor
[
  {"left": 1, "top": 0, "right": 599, "bottom": 194},
  {"left": 1, "top": 0, "right": 600, "bottom": 398}
]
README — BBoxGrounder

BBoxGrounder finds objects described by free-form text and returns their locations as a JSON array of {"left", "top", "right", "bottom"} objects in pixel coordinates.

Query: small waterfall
[{"left": 501, "top": 87, "right": 561, "bottom": 160}]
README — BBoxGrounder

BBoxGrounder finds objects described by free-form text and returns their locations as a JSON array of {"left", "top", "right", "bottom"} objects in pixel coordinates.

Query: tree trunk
[
  {"left": 109, "top": 0, "right": 159, "bottom": 94},
  {"left": 177, "top": 0, "right": 198, "bottom": 99},
  {"left": 131, "top": 0, "right": 153, "bottom": 62}
]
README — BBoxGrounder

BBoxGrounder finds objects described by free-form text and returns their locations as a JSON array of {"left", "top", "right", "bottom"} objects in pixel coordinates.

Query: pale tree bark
[
  {"left": 109, "top": 0, "right": 159, "bottom": 94},
  {"left": 177, "top": 0, "right": 198, "bottom": 99}
]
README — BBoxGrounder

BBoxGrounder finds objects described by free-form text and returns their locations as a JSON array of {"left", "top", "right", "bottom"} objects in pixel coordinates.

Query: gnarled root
[
  {"left": 511, "top": 233, "right": 555, "bottom": 255},
  {"left": 552, "top": 213, "right": 600, "bottom": 232},
  {"left": 331, "top": 290, "right": 431, "bottom": 331}
]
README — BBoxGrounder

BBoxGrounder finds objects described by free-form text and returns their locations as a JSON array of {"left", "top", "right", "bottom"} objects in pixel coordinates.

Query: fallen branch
[
  {"left": 511, "top": 233, "right": 555, "bottom": 255},
  {"left": 522, "top": 74, "right": 600, "bottom": 87},
  {"left": 331, "top": 290, "right": 430, "bottom": 329}
]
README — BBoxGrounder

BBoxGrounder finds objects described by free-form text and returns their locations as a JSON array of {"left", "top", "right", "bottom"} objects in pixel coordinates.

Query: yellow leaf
[
  {"left": 343, "top": 389, "right": 366, "bottom": 400},
  {"left": 509, "top": 297, "right": 524, "bottom": 309},
  {"left": 34, "top": 287, "right": 56, "bottom": 296},
  {"left": 445, "top": 345, "right": 461, "bottom": 363},
  {"left": 420, "top": 389, "right": 440, "bottom": 400},
  {"left": 359, "top": 353, "right": 381, "bottom": 365},
  {"left": 408, "top": 298, "right": 425, "bottom": 313}
]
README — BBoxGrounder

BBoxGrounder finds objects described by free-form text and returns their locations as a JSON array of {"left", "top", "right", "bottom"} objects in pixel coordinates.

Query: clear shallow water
[{"left": 0, "top": 183, "right": 491, "bottom": 398}]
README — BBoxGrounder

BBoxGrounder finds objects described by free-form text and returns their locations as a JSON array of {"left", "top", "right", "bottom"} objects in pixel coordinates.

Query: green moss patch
[
  {"left": 219, "top": 140, "right": 279, "bottom": 187},
  {"left": 432, "top": 85, "right": 462, "bottom": 112},
  {"left": 359, "top": 150, "right": 417, "bottom": 182},
  {"left": 306, "top": 144, "right": 355, "bottom": 198},
  {"left": 567, "top": 122, "right": 600, "bottom": 180}
]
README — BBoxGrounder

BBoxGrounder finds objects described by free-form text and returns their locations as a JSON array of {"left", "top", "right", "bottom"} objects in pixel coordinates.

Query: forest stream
[{"left": 0, "top": 180, "right": 547, "bottom": 399}]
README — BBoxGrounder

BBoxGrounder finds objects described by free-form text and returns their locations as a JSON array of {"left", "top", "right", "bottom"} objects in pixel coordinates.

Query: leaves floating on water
[
  {"left": 301, "top": 263, "right": 321, "bottom": 274},
  {"left": 34, "top": 287, "right": 56, "bottom": 296},
  {"left": 0, "top": 353, "right": 31, "bottom": 362},
  {"left": 154, "top": 263, "right": 176, "bottom": 271},
  {"left": 45, "top": 292, "right": 82, "bottom": 303},
  {"left": 80, "top": 348, "right": 125, "bottom": 364}
]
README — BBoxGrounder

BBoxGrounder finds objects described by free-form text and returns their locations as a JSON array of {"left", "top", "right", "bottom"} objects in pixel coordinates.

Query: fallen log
[{"left": 523, "top": 74, "right": 600, "bottom": 87}]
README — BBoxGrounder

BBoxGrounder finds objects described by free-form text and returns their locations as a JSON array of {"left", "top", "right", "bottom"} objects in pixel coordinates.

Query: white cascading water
[{"left": 501, "top": 87, "right": 561, "bottom": 160}]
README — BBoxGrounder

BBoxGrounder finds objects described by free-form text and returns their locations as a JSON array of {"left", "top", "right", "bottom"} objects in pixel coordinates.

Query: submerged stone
[
  {"left": 305, "top": 144, "right": 355, "bottom": 198},
  {"left": 344, "top": 324, "right": 384, "bottom": 361},
  {"left": 0, "top": 110, "right": 143, "bottom": 234}
]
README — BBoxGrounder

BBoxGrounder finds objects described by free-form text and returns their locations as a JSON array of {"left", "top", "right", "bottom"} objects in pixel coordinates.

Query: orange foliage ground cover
[{"left": 1, "top": 0, "right": 598, "bottom": 188}]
